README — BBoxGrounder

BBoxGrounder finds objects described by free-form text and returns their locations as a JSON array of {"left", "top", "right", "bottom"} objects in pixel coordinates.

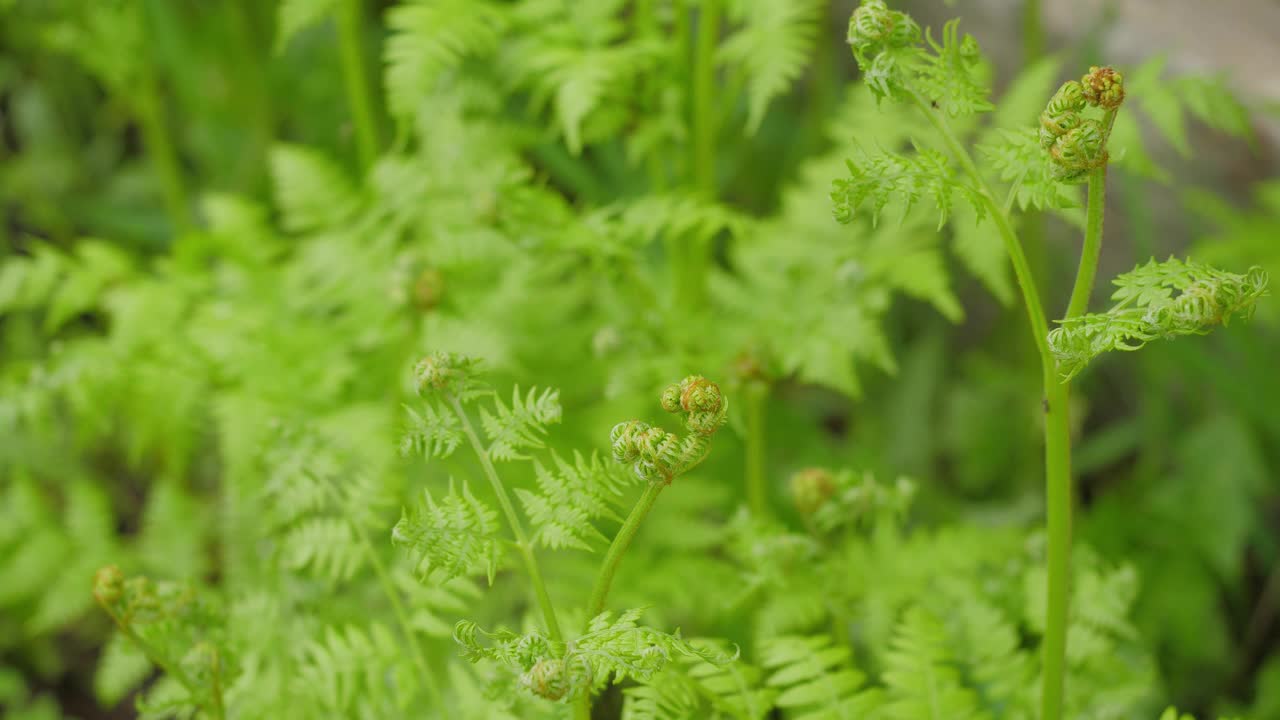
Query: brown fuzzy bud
[{"left": 1081, "top": 66, "right": 1125, "bottom": 110}]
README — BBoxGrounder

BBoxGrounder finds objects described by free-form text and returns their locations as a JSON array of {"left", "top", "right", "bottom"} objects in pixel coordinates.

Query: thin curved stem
[
  {"left": 585, "top": 481, "right": 666, "bottom": 621},
  {"left": 745, "top": 382, "right": 768, "bottom": 517},
  {"left": 336, "top": 0, "right": 382, "bottom": 169},
  {"left": 1066, "top": 168, "right": 1107, "bottom": 319},
  {"left": 315, "top": 473, "right": 443, "bottom": 703},
  {"left": 448, "top": 395, "right": 564, "bottom": 641},
  {"left": 104, "top": 614, "right": 200, "bottom": 704},
  {"left": 574, "top": 480, "right": 667, "bottom": 720},
  {"left": 909, "top": 94, "right": 1073, "bottom": 720}
]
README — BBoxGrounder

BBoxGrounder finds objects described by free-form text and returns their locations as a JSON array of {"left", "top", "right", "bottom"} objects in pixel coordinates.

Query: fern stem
[
  {"left": 315, "top": 473, "right": 443, "bottom": 703},
  {"left": 909, "top": 94, "right": 1073, "bottom": 720},
  {"left": 209, "top": 647, "right": 227, "bottom": 720},
  {"left": 1023, "top": 0, "right": 1044, "bottom": 64},
  {"left": 745, "top": 381, "right": 768, "bottom": 517},
  {"left": 576, "top": 480, "right": 667, "bottom": 720},
  {"left": 135, "top": 43, "right": 190, "bottom": 233},
  {"left": 1066, "top": 167, "right": 1107, "bottom": 319},
  {"left": 336, "top": 0, "right": 382, "bottom": 169},
  {"left": 671, "top": 0, "right": 721, "bottom": 309},
  {"left": 448, "top": 396, "right": 565, "bottom": 642},
  {"left": 693, "top": 0, "right": 719, "bottom": 200},
  {"left": 102, "top": 612, "right": 204, "bottom": 713}
]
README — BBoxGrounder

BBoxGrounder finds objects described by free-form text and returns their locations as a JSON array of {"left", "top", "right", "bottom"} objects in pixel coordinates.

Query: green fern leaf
[
  {"left": 400, "top": 401, "right": 464, "bottom": 459},
  {"left": 881, "top": 606, "right": 984, "bottom": 720},
  {"left": 761, "top": 634, "right": 883, "bottom": 719},
  {"left": 393, "top": 480, "right": 505, "bottom": 584},
  {"left": 514, "top": 450, "right": 634, "bottom": 551},
  {"left": 721, "top": 0, "right": 823, "bottom": 133},
  {"left": 269, "top": 144, "right": 360, "bottom": 233},
  {"left": 831, "top": 143, "right": 985, "bottom": 229},
  {"left": 1048, "top": 258, "right": 1268, "bottom": 379},
  {"left": 479, "top": 386, "right": 562, "bottom": 461},
  {"left": 384, "top": 0, "right": 506, "bottom": 118}
]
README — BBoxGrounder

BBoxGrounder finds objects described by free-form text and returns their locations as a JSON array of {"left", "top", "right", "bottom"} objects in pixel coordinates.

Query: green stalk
[
  {"left": 1023, "top": 0, "right": 1044, "bottom": 64},
  {"left": 692, "top": 0, "right": 719, "bottom": 200},
  {"left": 102, "top": 610, "right": 218, "bottom": 718},
  {"left": 745, "top": 382, "right": 768, "bottom": 517},
  {"left": 672, "top": 0, "right": 720, "bottom": 309},
  {"left": 135, "top": 65, "right": 190, "bottom": 233},
  {"left": 335, "top": 0, "right": 382, "bottom": 169},
  {"left": 316, "top": 473, "right": 443, "bottom": 703},
  {"left": 1066, "top": 168, "right": 1107, "bottom": 319},
  {"left": 909, "top": 94, "right": 1073, "bottom": 720},
  {"left": 449, "top": 396, "right": 565, "bottom": 641},
  {"left": 575, "top": 481, "right": 668, "bottom": 720}
]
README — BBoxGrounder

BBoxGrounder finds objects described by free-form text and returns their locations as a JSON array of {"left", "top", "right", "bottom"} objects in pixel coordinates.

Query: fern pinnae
[{"left": 409, "top": 352, "right": 565, "bottom": 640}]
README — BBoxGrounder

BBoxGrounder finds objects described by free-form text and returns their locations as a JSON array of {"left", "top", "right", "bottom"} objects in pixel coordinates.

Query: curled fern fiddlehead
[
  {"left": 1039, "top": 67, "right": 1126, "bottom": 183},
  {"left": 846, "top": 0, "right": 919, "bottom": 67},
  {"left": 412, "top": 351, "right": 483, "bottom": 396},
  {"left": 611, "top": 376, "right": 727, "bottom": 483}
]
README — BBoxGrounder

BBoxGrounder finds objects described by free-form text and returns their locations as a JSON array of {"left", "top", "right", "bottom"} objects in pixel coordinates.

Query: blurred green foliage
[{"left": 0, "top": 1, "right": 1276, "bottom": 718}]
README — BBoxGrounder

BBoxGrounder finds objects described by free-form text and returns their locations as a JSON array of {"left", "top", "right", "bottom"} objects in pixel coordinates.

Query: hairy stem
[
  {"left": 576, "top": 480, "right": 667, "bottom": 720},
  {"left": 336, "top": 0, "right": 382, "bottom": 169},
  {"left": 449, "top": 396, "right": 565, "bottom": 641},
  {"left": 1067, "top": 167, "right": 1107, "bottom": 319},
  {"left": 585, "top": 481, "right": 666, "bottom": 620},
  {"left": 745, "top": 382, "right": 768, "bottom": 517},
  {"left": 910, "top": 94, "right": 1073, "bottom": 720}
]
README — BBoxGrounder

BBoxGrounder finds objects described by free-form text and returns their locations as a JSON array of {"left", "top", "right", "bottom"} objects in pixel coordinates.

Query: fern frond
[
  {"left": 280, "top": 516, "right": 365, "bottom": 582},
  {"left": 269, "top": 144, "right": 360, "bottom": 233},
  {"left": 1048, "top": 258, "right": 1268, "bottom": 379},
  {"left": 720, "top": 0, "right": 823, "bottom": 133},
  {"left": 392, "top": 568, "right": 483, "bottom": 637},
  {"left": 480, "top": 386, "right": 562, "bottom": 461},
  {"left": 393, "top": 480, "right": 505, "bottom": 584},
  {"left": 831, "top": 143, "right": 985, "bottom": 229},
  {"left": 275, "top": 0, "right": 337, "bottom": 51},
  {"left": 455, "top": 608, "right": 733, "bottom": 703},
  {"left": 515, "top": 450, "right": 634, "bottom": 551},
  {"left": 978, "top": 128, "right": 1078, "bottom": 212},
  {"left": 294, "top": 623, "right": 416, "bottom": 715},
  {"left": 400, "top": 401, "right": 463, "bottom": 459},
  {"left": 761, "top": 634, "right": 883, "bottom": 719},
  {"left": 94, "top": 631, "right": 152, "bottom": 708},
  {"left": 914, "top": 21, "right": 993, "bottom": 117},
  {"left": 0, "top": 241, "right": 133, "bottom": 332},
  {"left": 624, "top": 638, "right": 772, "bottom": 720},
  {"left": 383, "top": 0, "right": 507, "bottom": 118},
  {"left": 881, "top": 606, "right": 983, "bottom": 720}
]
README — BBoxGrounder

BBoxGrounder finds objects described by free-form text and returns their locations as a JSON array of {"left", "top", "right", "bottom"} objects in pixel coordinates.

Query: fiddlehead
[
  {"left": 412, "top": 351, "right": 484, "bottom": 397},
  {"left": 613, "top": 376, "right": 727, "bottom": 483},
  {"left": 1039, "top": 67, "right": 1126, "bottom": 183}
]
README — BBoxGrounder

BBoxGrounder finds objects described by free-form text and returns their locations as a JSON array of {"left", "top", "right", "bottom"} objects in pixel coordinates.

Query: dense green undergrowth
[{"left": 1, "top": 1, "right": 1277, "bottom": 718}]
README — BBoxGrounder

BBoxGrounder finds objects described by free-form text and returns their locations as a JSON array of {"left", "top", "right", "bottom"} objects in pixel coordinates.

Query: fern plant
[
  {"left": 1, "top": 1, "right": 1274, "bottom": 718},
  {"left": 836, "top": 3, "right": 1266, "bottom": 719}
]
